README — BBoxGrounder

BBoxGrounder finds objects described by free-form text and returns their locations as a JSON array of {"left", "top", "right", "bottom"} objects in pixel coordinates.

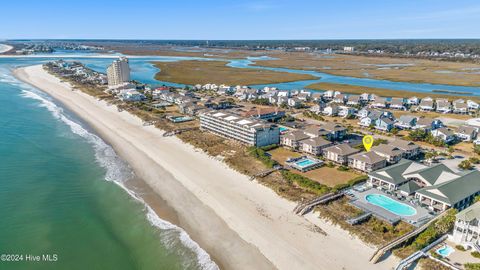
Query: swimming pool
[
  {"left": 365, "top": 194, "right": 417, "bottom": 216},
  {"left": 295, "top": 159, "right": 316, "bottom": 167},
  {"left": 279, "top": 127, "right": 288, "bottom": 132},
  {"left": 436, "top": 245, "right": 454, "bottom": 257}
]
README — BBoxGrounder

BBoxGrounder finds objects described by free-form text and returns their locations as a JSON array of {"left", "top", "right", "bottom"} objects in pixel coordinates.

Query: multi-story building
[
  {"left": 348, "top": 151, "right": 387, "bottom": 172},
  {"left": 452, "top": 202, "right": 480, "bottom": 251},
  {"left": 323, "top": 143, "right": 360, "bottom": 165},
  {"left": 107, "top": 57, "right": 131, "bottom": 86},
  {"left": 200, "top": 110, "right": 280, "bottom": 147}
]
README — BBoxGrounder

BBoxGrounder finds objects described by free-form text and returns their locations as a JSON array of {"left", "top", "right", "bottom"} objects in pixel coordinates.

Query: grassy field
[
  {"left": 268, "top": 147, "right": 361, "bottom": 187},
  {"left": 306, "top": 82, "right": 480, "bottom": 103},
  {"left": 153, "top": 60, "right": 317, "bottom": 85},
  {"left": 253, "top": 52, "right": 480, "bottom": 87}
]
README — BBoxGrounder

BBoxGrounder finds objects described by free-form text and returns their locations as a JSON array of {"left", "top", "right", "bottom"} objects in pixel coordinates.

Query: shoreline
[{"left": 15, "top": 64, "right": 398, "bottom": 270}]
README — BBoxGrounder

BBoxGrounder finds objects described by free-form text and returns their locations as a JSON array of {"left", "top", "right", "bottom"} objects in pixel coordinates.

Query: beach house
[
  {"left": 455, "top": 125, "right": 478, "bottom": 141},
  {"left": 322, "top": 104, "right": 339, "bottom": 116},
  {"left": 390, "top": 97, "right": 406, "bottom": 110},
  {"left": 395, "top": 115, "right": 417, "bottom": 129},
  {"left": 452, "top": 202, "right": 480, "bottom": 250},
  {"left": 419, "top": 97, "right": 435, "bottom": 111},
  {"left": 346, "top": 95, "right": 362, "bottom": 106},
  {"left": 371, "top": 97, "right": 388, "bottom": 108},
  {"left": 436, "top": 99, "right": 452, "bottom": 113},
  {"left": 414, "top": 117, "right": 443, "bottom": 131},
  {"left": 431, "top": 127, "right": 456, "bottom": 143}
]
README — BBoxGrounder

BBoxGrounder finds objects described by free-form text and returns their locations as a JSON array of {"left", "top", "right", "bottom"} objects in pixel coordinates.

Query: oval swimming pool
[{"left": 365, "top": 194, "right": 417, "bottom": 216}]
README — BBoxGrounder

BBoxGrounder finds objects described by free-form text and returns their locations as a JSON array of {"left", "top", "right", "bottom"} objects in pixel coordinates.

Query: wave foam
[{"left": 16, "top": 81, "right": 218, "bottom": 270}]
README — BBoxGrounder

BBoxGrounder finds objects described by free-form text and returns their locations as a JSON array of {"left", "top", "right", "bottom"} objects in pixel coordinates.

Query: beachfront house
[
  {"left": 323, "top": 143, "right": 361, "bottom": 165},
  {"left": 452, "top": 202, "right": 480, "bottom": 250},
  {"left": 455, "top": 125, "right": 478, "bottom": 141},
  {"left": 390, "top": 139, "right": 421, "bottom": 159},
  {"left": 419, "top": 97, "right": 435, "bottom": 111},
  {"left": 199, "top": 110, "right": 280, "bottom": 147},
  {"left": 431, "top": 127, "right": 456, "bottom": 144},
  {"left": 371, "top": 144, "right": 405, "bottom": 164},
  {"left": 118, "top": 90, "right": 146, "bottom": 102},
  {"left": 348, "top": 151, "right": 387, "bottom": 172},
  {"left": 367, "top": 160, "right": 480, "bottom": 212},
  {"left": 301, "top": 137, "right": 333, "bottom": 156},
  {"left": 241, "top": 107, "right": 286, "bottom": 121},
  {"left": 395, "top": 115, "right": 417, "bottom": 129}
]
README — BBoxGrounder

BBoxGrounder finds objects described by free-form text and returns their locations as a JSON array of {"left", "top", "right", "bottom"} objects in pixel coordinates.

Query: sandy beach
[
  {"left": 0, "top": 44, "right": 13, "bottom": 54},
  {"left": 15, "top": 64, "right": 398, "bottom": 270}
]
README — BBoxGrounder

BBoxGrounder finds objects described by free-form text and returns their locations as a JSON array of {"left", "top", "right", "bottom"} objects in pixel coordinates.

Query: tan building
[
  {"left": 107, "top": 57, "right": 131, "bottom": 86},
  {"left": 323, "top": 143, "right": 360, "bottom": 165},
  {"left": 348, "top": 151, "right": 387, "bottom": 172}
]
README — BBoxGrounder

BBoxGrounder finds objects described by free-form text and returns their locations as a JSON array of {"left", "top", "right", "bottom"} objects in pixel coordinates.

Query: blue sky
[{"left": 1, "top": 0, "right": 480, "bottom": 39}]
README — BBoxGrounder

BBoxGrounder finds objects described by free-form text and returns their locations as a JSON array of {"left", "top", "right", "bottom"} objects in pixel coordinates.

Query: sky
[{"left": 1, "top": 0, "right": 480, "bottom": 40}]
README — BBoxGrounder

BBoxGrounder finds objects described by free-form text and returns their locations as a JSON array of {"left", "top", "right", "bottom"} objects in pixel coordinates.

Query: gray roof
[
  {"left": 403, "top": 163, "right": 455, "bottom": 186},
  {"left": 456, "top": 202, "right": 480, "bottom": 222},
  {"left": 284, "top": 130, "right": 310, "bottom": 141},
  {"left": 369, "top": 159, "right": 421, "bottom": 185},
  {"left": 457, "top": 125, "right": 477, "bottom": 135},
  {"left": 302, "top": 137, "right": 333, "bottom": 148},
  {"left": 436, "top": 100, "right": 451, "bottom": 108},
  {"left": 436, "top": 127, "right": 455, "bottom": 136},
  {"left": 390, "top": 97, "right": 405, "bottom": 106},
  {"left": 371, "top": 144, "right": 405, "bottom": 157},
  {"left": 398, "top": 181, "right": 421, "bottom": 195},
  {"left": 398, "top": 115, "right": 417, "bottom": 124},
  {"left": 349, "top": 151, "right": 387, "bottom": 164},
  {"left": 322, "top": 122, "right": 347, "bottom": 132},
  {"left": 390, "top": 139, "right": 420, "bottom": 151},
  {"left": 416, "top": 170, "right": 480, "bottom": 205},
  {"left": 324, "top": 143, "right": 360, "bottom": 156}
]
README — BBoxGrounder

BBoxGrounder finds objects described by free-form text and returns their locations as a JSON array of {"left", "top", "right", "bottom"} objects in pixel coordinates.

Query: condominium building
[
  {"left": 107, "top": 57, "right": 131, "bottom": 86},
  {"left": 199, "top": 110, "right": 280, "bottom": 147}
]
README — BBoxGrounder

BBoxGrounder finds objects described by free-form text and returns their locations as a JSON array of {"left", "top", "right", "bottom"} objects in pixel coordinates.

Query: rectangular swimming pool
[{"left": 365, "top": 194, "right": 417, "bottom": 217}]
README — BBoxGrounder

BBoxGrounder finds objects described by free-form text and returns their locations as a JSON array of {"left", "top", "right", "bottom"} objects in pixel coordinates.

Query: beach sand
[{"left": 15, "top": 65, "right": 398, "bottom": 270}]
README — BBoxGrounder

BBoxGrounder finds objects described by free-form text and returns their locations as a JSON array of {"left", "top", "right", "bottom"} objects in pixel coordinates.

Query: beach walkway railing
[
  {"left": 250, "top": 165, "right": 283, "bottom": 180},
  {"left": 370, "top": 210, "right": 448, "bottom": 264},
  {"left": 346, "top": 212, "right": 372, "bottom": 225},
  {"left": 293, "top": 192, "right": 344, "bottom": 215},
  {"left": 394, "top": 235, "right": 448, "bottom": 270},
  {"left": 163, "top": 127, "right": 198, "bottom": 137}
]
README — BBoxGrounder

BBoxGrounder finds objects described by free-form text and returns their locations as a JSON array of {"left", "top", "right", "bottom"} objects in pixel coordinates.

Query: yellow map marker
[{"left": 363, "top": 135, "right": 374, "bottom": 152}]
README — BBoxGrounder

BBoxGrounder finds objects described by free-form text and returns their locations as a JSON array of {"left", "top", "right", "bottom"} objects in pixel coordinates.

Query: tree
[
  {"left": 458, "top": 160, "right": 473, "bottom": 170},
  {"left": 474, "top": 144, "right": 480, "bottom": 155}
]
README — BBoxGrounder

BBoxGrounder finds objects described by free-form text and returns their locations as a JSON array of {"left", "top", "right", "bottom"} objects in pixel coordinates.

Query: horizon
[{"left": 2, "top": 0, "right": 480, "bottom": 40}]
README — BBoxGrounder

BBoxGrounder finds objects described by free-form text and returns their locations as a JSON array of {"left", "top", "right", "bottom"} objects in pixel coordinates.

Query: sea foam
[{"left": 12, "top": 74, "right": 219, "bottom": 270}]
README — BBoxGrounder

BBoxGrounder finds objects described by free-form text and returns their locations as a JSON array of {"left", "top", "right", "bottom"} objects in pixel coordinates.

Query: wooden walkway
[
  {"left": 346, "top": 212, "right": 372, "bottom": 225},
  {"left": 163, "top": 127, "right": 198, "bottom": 137},
  {"left": 250, "top": 165, "right": 283, "bottom": 180},
  {"left": 293, "top": 192, "right": 344, "bottom": 216},
  {"left": 370, "top": 210, "right": 448, "bottom": 263},
  {"left": 394, "top": 235, "right": 448, "bottom": 270}
]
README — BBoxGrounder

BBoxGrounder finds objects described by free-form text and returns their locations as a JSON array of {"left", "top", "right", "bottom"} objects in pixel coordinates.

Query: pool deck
[{"left": 348, "top": 187, "right": 433, "bottom": 226}]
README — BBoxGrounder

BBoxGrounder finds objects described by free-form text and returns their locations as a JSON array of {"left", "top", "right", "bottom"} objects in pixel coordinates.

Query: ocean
[{"left": 0, "top": 59, "right": 218, "bottom": 270}]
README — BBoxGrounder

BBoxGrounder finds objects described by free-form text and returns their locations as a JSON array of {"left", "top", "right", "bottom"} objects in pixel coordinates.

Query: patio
[{"left": 347, "top": 186, "right": 433, "bottom": 226}]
